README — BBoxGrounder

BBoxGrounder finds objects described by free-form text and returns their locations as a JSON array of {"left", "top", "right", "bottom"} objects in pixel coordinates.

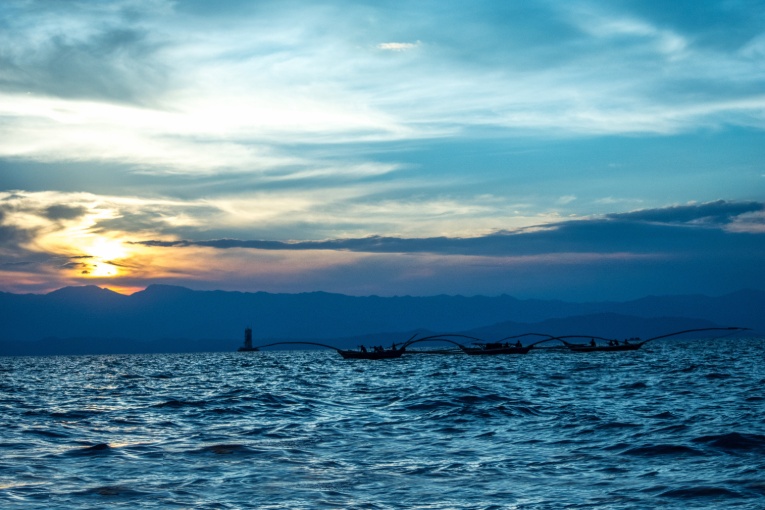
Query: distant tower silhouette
[{"left": 243, "top": 327, "right": 253, "bottom": 350}]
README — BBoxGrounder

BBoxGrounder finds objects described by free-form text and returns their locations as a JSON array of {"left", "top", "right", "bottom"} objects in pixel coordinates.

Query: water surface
[{"left": 1, "top": 338, "right": 764, "bottom": 508}]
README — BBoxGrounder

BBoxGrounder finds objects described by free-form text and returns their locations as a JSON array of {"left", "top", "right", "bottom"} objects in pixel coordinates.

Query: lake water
[{"left": 1, "top": 338, "right": 764, "bottom": 509}]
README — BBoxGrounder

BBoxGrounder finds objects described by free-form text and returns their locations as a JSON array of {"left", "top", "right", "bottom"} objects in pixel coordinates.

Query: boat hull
[{"left": 338, "top": 349, "right": 405, "bottom": 359}]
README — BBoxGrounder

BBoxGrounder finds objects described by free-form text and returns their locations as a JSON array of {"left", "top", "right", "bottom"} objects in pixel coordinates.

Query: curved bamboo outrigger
[
  {"left": 403, "top": 333, "right": 536, "bottom": 355},
  {"left": 498, "top": 332, "right": 558, "bottom": 344},
  {"left": 559, "top": 327, "right": 749, "bottom": 352},
  {"left": 638, "top": 326, "right": 749, "bottom": 345},
  {"left": 402, "top": 333, "right": 480, "bottom": 352},
  {"left": 250, "top": 340, "right": 346, "bottom": 352}
]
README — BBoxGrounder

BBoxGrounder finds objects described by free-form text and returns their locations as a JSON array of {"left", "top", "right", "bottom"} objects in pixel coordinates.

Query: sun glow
[
  {"left": 90, "top": 262, "right": 119, "bottom": 277},
  {"left": 78, "top": 238, "right": 127, "bottom": 278},
  {"left": 88, "top": 237, "right": 127, "bottom": 261}
]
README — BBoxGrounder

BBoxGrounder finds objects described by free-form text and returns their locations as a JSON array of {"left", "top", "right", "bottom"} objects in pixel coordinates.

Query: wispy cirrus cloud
[{"left": 2, "top": 0, "right": 764, "bottom": 178}]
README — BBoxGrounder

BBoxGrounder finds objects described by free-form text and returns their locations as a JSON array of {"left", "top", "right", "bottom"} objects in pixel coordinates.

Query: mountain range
[{"left": 0, "top": 285, "right": 762, "bottom": 355}]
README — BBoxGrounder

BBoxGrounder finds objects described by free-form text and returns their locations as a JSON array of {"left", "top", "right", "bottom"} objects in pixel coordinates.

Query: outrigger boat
[
  {"left": 337, "top": 346, "right": 405, "bottom": 359},
  {"left": 563, "top": 340, "right": 641, "bottom": 352},
  {"left": 241, "top": 334, "right": 415, "bottom": 360},
  {"left": 248, "top": 341, "right": 407, "bottom": 359},
  {"left": 402, "top": 333, "right": 534, "bottom": 355},
  {"left": 560, "top": 327, "right": 749, "bottom": 352},
  {"left": 337, "top": 334, "right": 414, "bottom": 359},
  {"left": 460, "top": 342, "right": 532, "bottom": 355},
  {"left": 459, "top": 332, "right": 571, "bottom": 355}
]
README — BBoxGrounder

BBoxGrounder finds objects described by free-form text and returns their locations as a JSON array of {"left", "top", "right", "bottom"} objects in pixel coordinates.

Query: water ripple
[{"left": 0, "top": 338, "right": 763, "bottom": 508}]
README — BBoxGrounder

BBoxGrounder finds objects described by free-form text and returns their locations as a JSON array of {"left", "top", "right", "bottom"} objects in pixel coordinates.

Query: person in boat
[
  {"left": 390, "top": 342, "right": 397, "bottom": 351},
  {"left": 360, "top": 345, "right": 367, "bottom": 353},
  {"left": 590, "top": 338, "right": 596, "bottom": 347},
  {"left": 624, "top": 339, "right": 630, "bottom": 345},
  {"left": 515, "top": 340, "right": 522, "bottom": 348}
]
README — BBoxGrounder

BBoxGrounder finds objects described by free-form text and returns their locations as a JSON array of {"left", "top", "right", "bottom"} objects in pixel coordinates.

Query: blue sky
[{"left": 0, "top": 0, "right": 763, "bottom": 300}]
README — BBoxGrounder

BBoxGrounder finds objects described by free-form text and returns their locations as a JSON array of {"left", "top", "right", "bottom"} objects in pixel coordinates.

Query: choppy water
[{"left": 1, "top": 338, "right": 764, "bottom": 509}]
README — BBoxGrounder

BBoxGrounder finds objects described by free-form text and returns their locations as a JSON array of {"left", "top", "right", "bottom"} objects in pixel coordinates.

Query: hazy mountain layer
[{"left": 0, "top": 285, "right": 761, "bottom": 355}]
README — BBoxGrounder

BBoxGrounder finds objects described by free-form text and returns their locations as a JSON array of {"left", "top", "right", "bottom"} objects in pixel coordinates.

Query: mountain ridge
[{"left": 0, "top": 285, "right": 761, "bottom": 355}]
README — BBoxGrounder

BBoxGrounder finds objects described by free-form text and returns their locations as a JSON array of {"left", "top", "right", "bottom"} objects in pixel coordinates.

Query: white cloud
[
  {"left": 0, "top": 0, "right": 763, "bottom": 183},
  {"left": 726, "top": 210, "right": 765, "bottom": 233},
  {"left": 377, "top": 41, "right": 421, "bottom": 52}
]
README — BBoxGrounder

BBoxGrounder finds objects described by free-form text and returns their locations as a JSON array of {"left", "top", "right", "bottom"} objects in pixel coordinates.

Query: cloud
[
  {"left": 0, "top": 223, "right": 34, "bottom": 251},
  {"left": 132, "top": 200, "right": 765, "bottom": 256},
  {"left": 377, "top": 41, "right": 420, "bottom": 52},
  {"left": 568, "top": 7, "right": 688, "bottom": 58},
  {"left": 2, "top": 0, "right": 764, "bottom": 180},
  {"left": 2, "top": 193, "right": 763, "bottom": 298},
  {"left": 605, "top": 200, "right": 765, "bottom": 226},
  {"left": 0, "top": 2, "right": 170, "bottom": 105},
  {"left": 120, "top": 200, "right": 765, "bottom": 299},
  {"left": 1, "top": 2, "right": 764, "bottom": 299},
  {"left": 44, "top": 205, "right": 89, "bottom": 221},
  {"left": 727, "top": 210, "right": 765, "bottom": 234}
]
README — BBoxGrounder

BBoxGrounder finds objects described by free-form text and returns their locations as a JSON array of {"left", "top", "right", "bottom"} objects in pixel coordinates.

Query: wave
[
  {"left": 692, "top": 432, "right": 765, "bottom": 452},
  {"left": 66, "top": 443, "right": 113, "bottom": 456},
  {"left": 621, "top": 444, "right": 705, "bottom": 456},
  {"left": 3, "top": 347, "right": 765, "bottom": 508},
  {"left": 659, "top": 486, "right": 744, "bottom": 499},
  {"left": 75, "top": 485, "right": 151, "bottom": 497},
  {"left": 191, "top": 444, "right": 258, "bottom": 455},
  {"left": 152, "top": 399, "right": 207, "bottom": 408},
  {"left": 704, "top": 372, "right": 732, "bottom": 379}
]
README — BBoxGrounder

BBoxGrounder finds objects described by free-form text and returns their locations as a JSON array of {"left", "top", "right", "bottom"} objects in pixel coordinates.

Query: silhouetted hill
[
  {"left": 597, "top": 289, "right": 764, "bottom": 331},
  {"left": 0, "top": 285, "right": 761, "bottom": 355}
]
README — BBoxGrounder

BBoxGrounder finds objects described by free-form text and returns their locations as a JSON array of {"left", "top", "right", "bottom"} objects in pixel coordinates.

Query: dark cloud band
[{"left": 132, "top": 201, "right": 765, "bottom": 256}]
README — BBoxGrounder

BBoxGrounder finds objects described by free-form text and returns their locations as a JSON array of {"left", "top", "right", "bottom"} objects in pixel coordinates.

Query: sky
[{"left": 0, "top": 0, "right": 764, "bottom": 301}]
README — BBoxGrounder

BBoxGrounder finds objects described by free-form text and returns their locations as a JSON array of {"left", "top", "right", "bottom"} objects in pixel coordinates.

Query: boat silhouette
[
  {"left": 241, "top": 336, "right": 412, "bottom": 360},
  {"left": 560, "top": 327, "right": 749, "bottom": 352},
  {"left": 337, "top": 346, "right": 405, "bottom": 359}
]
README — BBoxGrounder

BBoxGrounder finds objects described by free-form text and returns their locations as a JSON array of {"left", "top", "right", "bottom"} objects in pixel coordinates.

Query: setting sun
[
  {"left": 88, "top": 237, "right": 127, "bottom": 261},
  {"left": 90, "top": 263, "right": 119, "bottom": 277},
  {"left": 78, "top": 237, "right": 129, "bottom": 279}
]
